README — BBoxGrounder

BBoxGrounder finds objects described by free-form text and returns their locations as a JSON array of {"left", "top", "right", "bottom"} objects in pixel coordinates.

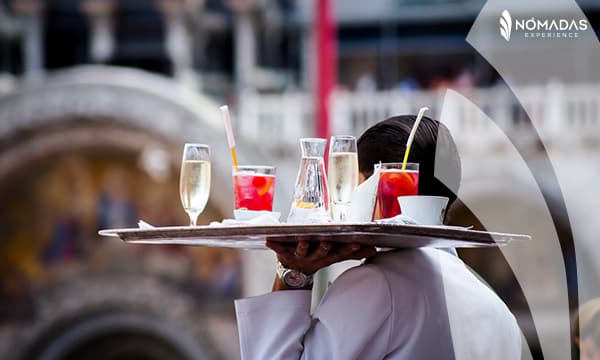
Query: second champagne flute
[
  {"left": 179, "top": 143, "right": 211, "bottom": 226},
  {"left": 328, "top": 135, "right": 358, "bottom": 222}
]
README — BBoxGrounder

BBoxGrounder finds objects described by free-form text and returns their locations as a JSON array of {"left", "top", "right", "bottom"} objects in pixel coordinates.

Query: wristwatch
[{"left": 276, "top": 262, "right": 314, "bottom": 289}]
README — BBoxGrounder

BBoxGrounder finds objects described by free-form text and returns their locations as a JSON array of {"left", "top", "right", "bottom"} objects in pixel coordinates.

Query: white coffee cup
[{"left": 397, "top": 196, "right": 449, "bottom": 225}]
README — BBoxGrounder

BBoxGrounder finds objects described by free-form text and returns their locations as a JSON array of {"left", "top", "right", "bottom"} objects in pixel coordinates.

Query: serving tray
[{"left": 99, "top": 223, "right": 530, "bottom": 250}]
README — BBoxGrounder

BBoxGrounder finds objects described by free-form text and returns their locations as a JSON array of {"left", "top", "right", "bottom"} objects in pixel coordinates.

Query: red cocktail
[
  {"left": 233, "top": 166, "right": 276, "bottom": 211},
  {"left": 376, "top": 163, "right": 419, "bottom": 219}
]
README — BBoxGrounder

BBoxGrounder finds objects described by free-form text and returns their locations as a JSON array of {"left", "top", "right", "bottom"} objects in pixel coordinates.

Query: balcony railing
[{"left": 236, "top": 83, "right": 600, "bottom": 153}]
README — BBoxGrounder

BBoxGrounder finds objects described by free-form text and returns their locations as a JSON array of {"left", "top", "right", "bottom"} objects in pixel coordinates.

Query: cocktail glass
[
  {"left": 376, "top": 163, "right": 419, "bottom": 219},
  {"left": 233, "top": 165, "right": 276, "bottom": 211}
]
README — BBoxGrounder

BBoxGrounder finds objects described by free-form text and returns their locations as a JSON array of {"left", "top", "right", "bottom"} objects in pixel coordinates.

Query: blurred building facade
[{"left": 1, "top": 0, "right": 600, "bottom": 359}]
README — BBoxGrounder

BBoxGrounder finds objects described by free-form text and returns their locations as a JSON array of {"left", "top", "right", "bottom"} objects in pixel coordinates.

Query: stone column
[
  {"left": 11, "top": 0, "right": 44, "bottom": 80},
  {"left": 230, "top": 1, "right": 272, "bottom": 297},
  {"left": 229, "top": 0, "right": 257, "bottom": 95},
  {"left": 300, "top": 26, "right": 312, "bottom": 92},
  {"left": 156, "top": 0, "right": 195, "bottom": 87},
  {"left": 80, "top": 0, "right": 115, "bottom": 64}
]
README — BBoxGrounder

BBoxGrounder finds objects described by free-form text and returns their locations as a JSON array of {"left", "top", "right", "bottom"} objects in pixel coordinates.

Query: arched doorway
[{"left": 0, "top": 66, "right": 246, "bottom": 359}]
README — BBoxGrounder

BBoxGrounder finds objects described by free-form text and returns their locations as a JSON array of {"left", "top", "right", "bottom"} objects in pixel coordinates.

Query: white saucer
[{"left": 233, "top": 210, "right": 281, "bottom": 221}]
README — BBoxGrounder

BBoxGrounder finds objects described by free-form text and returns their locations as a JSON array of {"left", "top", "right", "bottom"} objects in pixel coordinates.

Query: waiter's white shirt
[{"left": 235, "top": 248, "right": 521, "bottom": 359}]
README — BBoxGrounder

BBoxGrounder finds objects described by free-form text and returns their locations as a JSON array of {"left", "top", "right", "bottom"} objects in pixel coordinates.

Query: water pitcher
[{"left": 287, "top": 138, "right": 331, "bottom": 223}]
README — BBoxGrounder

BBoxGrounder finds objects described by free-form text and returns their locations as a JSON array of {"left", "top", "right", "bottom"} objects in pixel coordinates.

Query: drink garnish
[{"left": 253, "top": 176, "right": 273, "bottom": 196}]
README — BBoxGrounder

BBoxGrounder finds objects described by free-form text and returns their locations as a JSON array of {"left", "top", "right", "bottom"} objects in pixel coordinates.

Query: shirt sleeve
[
  {"left": 235, "top": 265, "right": 393, "bottom": 360},
  {"left": 235, "top": 289, "right": 313, "bottom": 360}
]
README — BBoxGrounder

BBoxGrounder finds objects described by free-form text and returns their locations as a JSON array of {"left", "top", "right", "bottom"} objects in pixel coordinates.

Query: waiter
[{"left": 235, "top": 115, "right": 522, "bottom": 359}]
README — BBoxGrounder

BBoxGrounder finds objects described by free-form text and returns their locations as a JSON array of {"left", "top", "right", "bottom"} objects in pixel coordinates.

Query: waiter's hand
[{"left": 266, "top": 240, "right": 377, "bottom": 291}]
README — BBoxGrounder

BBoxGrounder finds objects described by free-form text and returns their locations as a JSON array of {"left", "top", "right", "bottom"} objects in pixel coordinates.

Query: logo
[
  {"left": 500, "top": 10, "right": 512, "bottom": 41},
  {"left": 499, "top": 10, "right": 589, "bottom": 41}
]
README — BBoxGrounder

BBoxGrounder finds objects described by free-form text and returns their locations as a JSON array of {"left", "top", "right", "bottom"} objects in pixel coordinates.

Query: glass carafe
[{"left": 287, "top": 138, "right": 331, "bottom": 224}]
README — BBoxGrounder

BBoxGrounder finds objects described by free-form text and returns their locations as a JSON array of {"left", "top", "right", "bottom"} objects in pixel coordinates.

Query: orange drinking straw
[
  {"left": 220, "top": 105, "right": 239, "bottom": 171},
  {"left": 401, "top": 106, "right": 429, "bottom": 170}
]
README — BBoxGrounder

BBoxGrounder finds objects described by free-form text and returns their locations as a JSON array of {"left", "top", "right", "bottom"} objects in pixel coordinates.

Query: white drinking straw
[{"left": 401, "top": 106, "right": 429, "bottom": 170}]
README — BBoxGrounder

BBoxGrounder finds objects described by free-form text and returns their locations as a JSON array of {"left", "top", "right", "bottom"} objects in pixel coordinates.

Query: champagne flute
[
  {"left": 179, "top": 144, "right": 211, "bottom": 226},
  {"left": 328, "top": 135, "right": 358, "bottom": 222}
]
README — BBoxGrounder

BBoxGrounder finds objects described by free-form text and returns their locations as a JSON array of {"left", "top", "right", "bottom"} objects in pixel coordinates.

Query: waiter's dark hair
[{"left": 357, "top": 115, "right": 461, "bottom": 206}]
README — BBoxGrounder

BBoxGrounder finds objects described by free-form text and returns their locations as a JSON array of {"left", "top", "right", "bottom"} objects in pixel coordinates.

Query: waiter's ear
[{"left": 358, "top": 172, "right": 367, "bottom": 184}]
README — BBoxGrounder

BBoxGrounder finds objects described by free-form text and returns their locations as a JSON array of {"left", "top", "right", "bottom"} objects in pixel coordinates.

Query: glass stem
[
  {"left": 333, "top": 203, "right": 349, "bottom": 222},
  {"left": 188, "top": 211, "right": 199, "bottom": 226}
]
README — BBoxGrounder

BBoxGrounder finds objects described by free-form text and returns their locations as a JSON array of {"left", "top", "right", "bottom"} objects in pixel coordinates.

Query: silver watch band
[{"left": 276, "top": 261, "right": 314, "bottom": 288}]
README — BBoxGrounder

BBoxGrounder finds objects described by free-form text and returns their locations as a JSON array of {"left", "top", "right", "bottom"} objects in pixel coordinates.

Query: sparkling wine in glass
[
  {"left": 328, "top": 135, "right": 358, "bottom": 222},
  {"left": 179, "top": 144, "right": 211, "bottom": 226}
]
